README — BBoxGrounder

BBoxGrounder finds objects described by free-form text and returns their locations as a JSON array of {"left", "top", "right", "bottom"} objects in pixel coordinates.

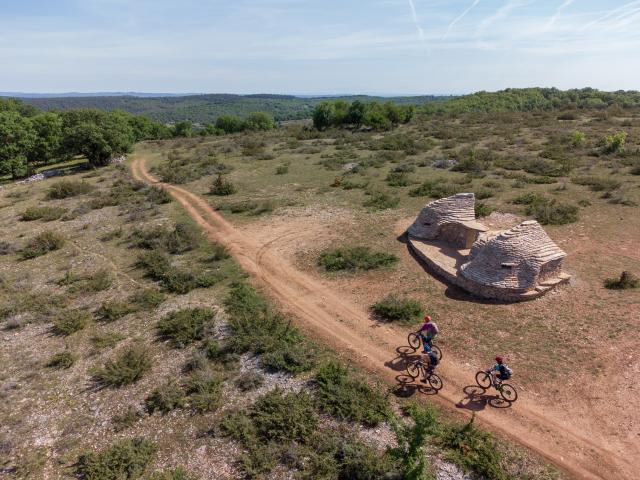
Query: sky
[{"left": 1, "top": 0, "right": 639, "bottom": 95}]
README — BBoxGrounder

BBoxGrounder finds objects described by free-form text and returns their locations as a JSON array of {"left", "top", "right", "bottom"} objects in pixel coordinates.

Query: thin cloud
[
  {"left": 579, "top": 0, "right": 640, "bottom": 31},
  {"left": 545, "top": 0, "right": 575, "bottom": 31},
  {"left": 443, "top": 0, "right": 481, "bottom": 39},
  {"left": 407, "top": 0, "right": 425, "bottom": 39}
]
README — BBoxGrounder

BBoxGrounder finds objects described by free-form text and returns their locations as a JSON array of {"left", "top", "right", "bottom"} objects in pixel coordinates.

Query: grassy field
[
  {"left": 0, "top": 158, "right": 562, "bottom": 476},
  {"left": 138, "top": 108, "right": 639, "bottom": 419}
]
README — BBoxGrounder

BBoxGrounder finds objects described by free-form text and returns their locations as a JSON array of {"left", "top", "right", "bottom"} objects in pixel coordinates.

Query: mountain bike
[
  {"left": 406, "top": 358, "right": 443, "bottom": 391},
  {"left": 475, "top": 370, "right": 518, "bottom": 402},
  {"left": 407, "top": 331, "right": 442, "bottom": 361}
]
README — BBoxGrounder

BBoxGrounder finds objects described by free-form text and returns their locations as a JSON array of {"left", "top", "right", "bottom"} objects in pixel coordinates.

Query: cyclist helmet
[
  {"left": 495, "top": 356, "right": 504, "bottom": 363},
  {"left": 423, "top": 315, "right": 432, "bottom": 322}
]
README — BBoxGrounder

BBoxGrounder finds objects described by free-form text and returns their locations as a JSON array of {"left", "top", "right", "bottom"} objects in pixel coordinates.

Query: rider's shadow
[
  {"left": 392, "top": 374, "right": 439, "bottom": 398},
  {"left": 456, "top": 386, "right": 512, "bottom": 410},
  {"left": 385, "top": 350, "right": 421, "bottom": 372}
]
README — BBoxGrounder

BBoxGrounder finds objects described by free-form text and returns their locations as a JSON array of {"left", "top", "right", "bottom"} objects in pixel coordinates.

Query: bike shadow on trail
[
  {"left": 456, "top": 385, "right": 513, "bottom": 410},
  {"left": 392, "top": 374, "right": 439, "bottom": 398}
]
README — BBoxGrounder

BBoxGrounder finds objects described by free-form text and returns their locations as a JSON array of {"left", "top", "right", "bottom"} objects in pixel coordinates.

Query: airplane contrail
[
  {"left": 579, "top": 0, "right": 640, "bottom": 31},
  {"left": 407, "top": 0, "right": 425, "bottom": 39},
  {"left": 545, "top": 0, "right": 575, "bottom": 30},
  {"left": 443, "top": 0, "right": 481, "bottom": 39}
]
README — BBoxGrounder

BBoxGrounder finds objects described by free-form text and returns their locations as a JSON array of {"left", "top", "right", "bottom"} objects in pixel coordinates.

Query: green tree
[
  {"left": 172, "top": 120, "right": 194, "bottom": 138},
  {"left": 383, "top": 101, "right": 402, "bottom": 126},
  {"left": 312, "top": 101, "right": 335, "bottom": 130},
  {"left": 245, "top": 112, "right": 275, "bottom": 131},
  {"left": 331, "top": 100, "right": 350, "bottom": 126},
  {"left": 27, "top": 112, "right": 63, "bottom": 169},
  {"left": 0, "top": 111, "right": 36, "bottom": 178},
  {"left": 215, "top": 115, "right": 246, "bottom": 133},
  {"left": 347, "top": 100, "right": 367, "bottom": 127}
]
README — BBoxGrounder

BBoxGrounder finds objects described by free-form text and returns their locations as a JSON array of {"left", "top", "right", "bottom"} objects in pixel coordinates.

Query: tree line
[
  {"left": 422, "top": 87, "right": 640, "bottom": 115},
  {"left": 312, "top": 100, "right": 415, "bottom": 130},
  {"left": 0, "top": 98, "right": 275, "bottom": 179}
]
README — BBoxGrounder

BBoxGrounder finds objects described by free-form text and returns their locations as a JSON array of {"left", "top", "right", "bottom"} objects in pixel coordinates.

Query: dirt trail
[{"left": 132, "top": 155, "right": 636, "bottom": 480}]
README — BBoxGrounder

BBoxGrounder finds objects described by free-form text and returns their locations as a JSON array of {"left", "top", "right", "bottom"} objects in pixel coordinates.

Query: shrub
[
  {"left": 21, "top": 231, "right": 65, "bottom": 259},
  {"left": 146, "top": 186, "right": 172, "bottom": 204},
  {"left": 525, "top": 198, "right": 579, "bottom": 225},
  {"left": 92, "top": 346, "right": 152, "bottom": 388},
  {"left": 216, "top": 200, "right": 274, "bottom": 216},
  {"left": 156, "top": 308, "right": 215, "bottom": 348},
  {"left": 145, "top": 381, "right": 185, "bottom": 414},
  {"left": 184, "top": 372, "right": 224, "bottom": 412},
  {"left": 572, "top": 175, "right": 621, "bottom": 192},
  {"left": 21, "top": 206, "right": 66, "bottom": 221},
  {"left": 224, "top": 282, "right": 267, "bottom": 318},
  {"left": 96, "top": 300, "right": 136, "bottom": 322},
  {"left": 386, "top": 172, "right": 411, "bottom": 187},
  {"left": 363, "top": 191, "right": 399, "bottom": 210},
  {"left": 148, "top": 467, "right": 198, "bottom": 480},
  {"left": 314, "top": 362, "right": 390, "bottom": 426},
  {"left": 47, "top": 180, "right": 93, "bottom": 199},
  {"left": 603, "top": 131, "right": 627, "bottom": 154},
  {"left": 210, "top": 173, "right": 237, "bottom": 196},
  {"left": 47, "top": 351, "right": 76, "bottom": 369},
  {"left": 604, "top": 271, "right": 639, "bottom": 290},
  {"left": 475, "top": 202, "right": 494, "bottom": 218},
  {"left": 91, "top": 332, "right": 125, "bottom": 349},
  {"left": 570, "top": 131, "right": 586, "bottom": 147},
  {"left": 75, "top": 437, "right": 156, "bottom": 480},
  {"left": 511, "top": 192, "right": 546, "bottom": 205},
  {"left": 112, "top": 407, "right": 142, "bottom": 432},
  {"left": 440, "top": 416, "right": 509, "bottom": 480},
  {"left": 251, "top": 389, "right": 318, "bottom": 442},
  {"left": 474, "top": 188, "right": 493, "bottom": 200},
  {"left": 409, "top": 180, "right": 465, "bottom": 198},
  {"left": 275, "top": 164, "right": 289, "bottom": 175},
  {"left": 52, "top": 310, "right": 90, "bottom": 336},
  {"left": 207, "top": 243, "right": 230, "bottom": 261},
  {"left": 136, "top": 251, "right": 217, "bottom": 294},
  {"left": 163, "top": 222, "right": 201, "bottom": 254},
  {"left": 136, "top": 250, "right": 171, "bottom": 279},
  {"left": 318, "top": 246, "right": 398, "bottom": 272},
  {"left": 235, "top": 372, "right": 265, "bottom": 391},
  {"left": 129, "top": 288, "right": 166, "bottom": 310},
  {"left": 371, "top": 295, "right": 422, "bottom": 323},
  {"left": 69, "top": 269, "right": 113, "bottom": 293}
]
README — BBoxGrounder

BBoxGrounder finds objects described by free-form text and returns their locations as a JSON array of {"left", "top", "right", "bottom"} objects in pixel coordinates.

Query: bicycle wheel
[
  {"left": 499, "top": 383, "right": 518, "bottom": 402},
  {"left": 431, "top": 345, "right": 443, "bottom": 361},
  {"left": 407, "top": 332, "right": 421, "bottom": 350},
  {"left": 406, "top": 362, "right": 421, "bottom": 380},
  {"left": 475, "top": 371, "right": 491, "bottom": 389},
  {"left": 428, "top": 373, "right": 443, "bottom": 391}
]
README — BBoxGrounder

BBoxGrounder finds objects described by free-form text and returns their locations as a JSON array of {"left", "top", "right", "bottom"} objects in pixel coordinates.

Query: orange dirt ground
[{"left": 132, "top": 154, "right": 638, "bottom": 480}]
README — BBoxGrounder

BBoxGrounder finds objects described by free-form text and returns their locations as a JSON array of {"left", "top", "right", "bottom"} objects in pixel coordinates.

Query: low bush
[
  {"left": 251, "top": 388, "right": 318, "bottom": 442},
  {"left": 52, "top": 310, "right": 91, "bottom": 336},
  {"left": 69, "top": 269, "right": 113, "bottom": 293},
  {"left": 275, "top": 164, "right": 289, "bottom": 175},
  {"left": 146, "top": 186, "right": 172, "bottom": 204},
  {"left": 129, "top": 288, "right": 166, "bottom": 310},
  {"left": 21, "top": 206, "right": 66, "bottom": 221},
  {"left": 235, "top": 371, "right": 265, "bottom": 391},
  {"left": 440, "top": 416, "right": 509, "bottom": 480},
  {"left": 210, "top": 173, "right": 237, "bottom": 196},
  {"left": 92, "top": 345, "right": 152, "bottom": 388},
  {"left": 184, "top": 372, "right": 224, "bottom": 412},
  {"left": 386, "top": 172, "right": 411, "bottom": 187},
  {"left": 572, "top": 175, "right": 621, "bottom": 192},
  {"left": 318, "top": 246, "right": 398, "bottom": 272},
  {"left": 47, "top": 180, "right": 93, "bottom": 199},
  {"left": 602, "top": 131, "right": 627, "bottom": 154},
  {"left": 475, "top": 202, "right": 494, "bottom": 218},
  {"left": 21, "top": 231, "right": 65, "bottom": 259},
  {"left": 47, "top": 351, "right": 76, "bottom": 369},
  {"left": 91, "top": 332, "right": 125, "bottom": 349},
  {"left": 145, "top": 381, "right": 186, "bottom": 414},
  {"left": 371, "top": 295, "right": 423, "bottom": 323},
  {"left": 156, "top": 308, "right": 215, "bottom": 348},
  {"left": 314, "top": 362, "right": 390, "bottom": 426},
  {"left": 363, "top": 191, "right": 399, "bottom": 210},
  {"left": 75, "top": 437, "right": 156, "bottom": 480},
  {"left": 474, "top": 188, "right": 494, "bottom": 200},
  {"left": 216, "top": 200, "right": 274, "bottom": 216},
  {"left": 136, "top": 251, "right": 219, "bottom": 294},
  {"left": 148, "top": 467, "right": 198, "bottom": 480},
  {"left": 409, "top": 180, "right": 465, "bottom": 198},
  {"left": 130, "top": 222, "right": 200, "bottom": 254},
  {"left": 604, "top": 271, "right": 639, "bottom": 290},
  {"left": 525, "top": 198, "right": 579, "bottom": 225},
  {"left": 511, "top": 192, "right": 546, "bottom": 205},
  {"left": 207, "top": 243, "right": 231, "bottom": 261},
  {"left": 96, "top": 300, "right": 136, "bottom": 322}
]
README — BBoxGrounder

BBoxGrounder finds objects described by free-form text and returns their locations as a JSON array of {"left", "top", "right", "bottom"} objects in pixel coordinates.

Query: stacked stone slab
[
  {"left": 408, "top": 193, "right": 488, "bottom": 248},
  {"left": 460, "top": 220, "right": 567, "bottom": 293},
  {"left": 407, "top": 194, "right": 570, "bottom": 301}
]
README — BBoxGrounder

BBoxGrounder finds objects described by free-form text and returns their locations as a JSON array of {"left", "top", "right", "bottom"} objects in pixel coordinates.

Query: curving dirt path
[{"left": 132, "top": 155, "right": 636, "bottom": 480}]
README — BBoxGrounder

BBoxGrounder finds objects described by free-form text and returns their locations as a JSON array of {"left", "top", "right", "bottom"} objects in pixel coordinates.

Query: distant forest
[{"left": 17, "top": 94, "right": 447, "bottom": 124}]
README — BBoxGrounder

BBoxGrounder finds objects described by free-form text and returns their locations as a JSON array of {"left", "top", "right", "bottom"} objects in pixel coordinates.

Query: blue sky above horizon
[{"left": 1, "top": 1, "right": 639, "bottom": 94}]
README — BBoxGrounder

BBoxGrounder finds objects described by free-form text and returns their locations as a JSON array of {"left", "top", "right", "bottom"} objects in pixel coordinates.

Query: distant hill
[{"left": 11, "top": 93, "right": 449, "bottom": 124}]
